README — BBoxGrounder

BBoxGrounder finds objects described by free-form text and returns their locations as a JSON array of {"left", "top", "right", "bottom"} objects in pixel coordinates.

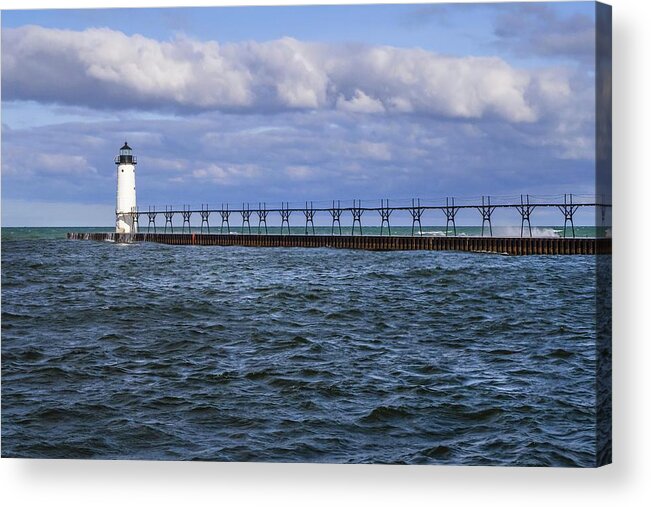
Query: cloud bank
[
  {"left": 2, "top": 25, "right": 571, "bottom": 123},
  {"left": 1, "top": 18, "right": 597, "bottom": 227}
]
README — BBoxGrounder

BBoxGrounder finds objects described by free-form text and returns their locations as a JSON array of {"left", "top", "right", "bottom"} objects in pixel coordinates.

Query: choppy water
[{"left": 2, "top": 228, "right": 601, "bottom": 465}]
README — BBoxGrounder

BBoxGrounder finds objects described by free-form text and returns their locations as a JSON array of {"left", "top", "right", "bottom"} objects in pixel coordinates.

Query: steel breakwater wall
[{"left": 67, "top": 232, "right": 611, "bottom": 255}]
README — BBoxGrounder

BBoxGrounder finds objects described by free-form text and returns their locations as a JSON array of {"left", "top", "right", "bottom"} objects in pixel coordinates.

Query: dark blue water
[{"left": 2, "top": 228, "right": 600, "bottom": 465}]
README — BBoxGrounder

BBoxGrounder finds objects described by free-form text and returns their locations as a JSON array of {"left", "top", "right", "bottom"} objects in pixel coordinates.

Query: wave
[
  {"left": 418, "top": 231, "right": 447, "bottom": 237},
  {"left": 496, "top": 226, "right": 561, "bottom": 238},
  {"left": 420, "top": 445, "right": 453, "bottom": 458},
  {"left": 360, "top": 405, "right": 412, "bottom": 422}
]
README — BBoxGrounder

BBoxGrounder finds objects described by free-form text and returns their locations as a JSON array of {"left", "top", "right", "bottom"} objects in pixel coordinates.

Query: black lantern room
[{"left": 115, "top": 142, "right": 137, "bottom": 165}]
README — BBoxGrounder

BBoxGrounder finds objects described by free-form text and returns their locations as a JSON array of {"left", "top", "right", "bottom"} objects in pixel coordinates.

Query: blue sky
[{"left": 2, "top": 2, "right": 600, "bottom": 226}]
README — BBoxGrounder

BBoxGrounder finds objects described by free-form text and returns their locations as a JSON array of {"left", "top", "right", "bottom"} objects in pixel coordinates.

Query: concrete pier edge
[{"left": 67, "top": 232, "right": 611, "bottom": 255}]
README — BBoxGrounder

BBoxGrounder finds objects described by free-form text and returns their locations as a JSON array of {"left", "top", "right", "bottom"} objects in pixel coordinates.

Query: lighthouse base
[{"left": 116, "top": 215, "right": 137, "bottom": 234}]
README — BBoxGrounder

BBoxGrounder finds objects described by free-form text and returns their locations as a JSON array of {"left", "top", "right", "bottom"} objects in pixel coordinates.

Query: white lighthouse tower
[{"left": 115, "top": 142, "right": 138, "bottom": 233}]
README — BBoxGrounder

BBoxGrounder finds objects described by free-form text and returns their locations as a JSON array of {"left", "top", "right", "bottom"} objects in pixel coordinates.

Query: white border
[{"left": 2, "top": 1, "right": 649, "bottom": 505}]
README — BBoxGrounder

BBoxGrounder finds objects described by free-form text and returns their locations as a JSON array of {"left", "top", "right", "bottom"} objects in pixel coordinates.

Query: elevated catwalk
[{"left": 68, "top": 232, "right": 611, "bottom": 256}]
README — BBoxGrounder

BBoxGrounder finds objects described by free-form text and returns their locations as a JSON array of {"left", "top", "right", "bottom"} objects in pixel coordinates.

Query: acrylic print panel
[{"left": 0, "top": 1, "right": 611, "bottom": 466}]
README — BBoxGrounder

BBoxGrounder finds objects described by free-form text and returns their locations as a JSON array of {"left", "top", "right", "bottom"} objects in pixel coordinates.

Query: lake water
[{"left": 1, "top": 227, "right": 605, "bottom": 465}]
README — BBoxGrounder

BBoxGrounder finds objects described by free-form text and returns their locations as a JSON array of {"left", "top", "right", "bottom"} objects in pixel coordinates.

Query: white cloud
[
  {"left": 1, "top": 147, "right": 96, "bottom": 177},
  {"left": 145, "top": 156, "right": 188, "bottom": 173},
  {"left": 190, "top": 163, "right": 261, "bottom": 185},
  {"left": 285, "top": 165, "right": 315, "bottom": 180},
  {"left": 353, "top": 141, "right": 392, "bottom": 161},
  {"left": 38, "top": 153, "right": 96, "bottom": 175},
  {"left": 336, "top": 89, "right": 385, "bottom": 113},
  {"left": 2, "top": 26, "right": 566, "bottom": 123}
]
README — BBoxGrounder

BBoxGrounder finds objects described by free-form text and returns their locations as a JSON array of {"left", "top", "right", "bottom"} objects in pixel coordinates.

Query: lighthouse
[{"left": 115, "top": 142, "right": 138, "bottom": 233}]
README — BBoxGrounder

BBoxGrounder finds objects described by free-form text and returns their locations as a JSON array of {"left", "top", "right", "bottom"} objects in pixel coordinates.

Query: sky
[{"left": 1, "top": 2, "right": 601, "bottom": 226}]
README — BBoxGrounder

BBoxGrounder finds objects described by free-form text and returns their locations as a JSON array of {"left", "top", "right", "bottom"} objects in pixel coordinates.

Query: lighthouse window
[{"left": 121, "top": 169, "right": 124, "bottom": 172}]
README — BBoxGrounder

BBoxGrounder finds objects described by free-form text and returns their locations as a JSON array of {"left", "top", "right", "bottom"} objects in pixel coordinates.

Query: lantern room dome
[{"left": 115, "top": 141, "right": 137, "bottom": 165}]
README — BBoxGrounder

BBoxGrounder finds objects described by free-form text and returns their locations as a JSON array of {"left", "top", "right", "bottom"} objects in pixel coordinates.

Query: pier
[
  {"left": 68, "top": 232, "right": 611, "bottom": 255},
  {"left": 69, "top": 193, "right": 611, "bottom": 255},
  {"left": 134, "top": 194, "right": 609, "bottom": 239}
]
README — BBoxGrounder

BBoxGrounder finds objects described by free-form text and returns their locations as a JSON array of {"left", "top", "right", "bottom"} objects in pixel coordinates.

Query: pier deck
[{"left": 68, "top": 232, "right": 611, "bottom": 255}]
